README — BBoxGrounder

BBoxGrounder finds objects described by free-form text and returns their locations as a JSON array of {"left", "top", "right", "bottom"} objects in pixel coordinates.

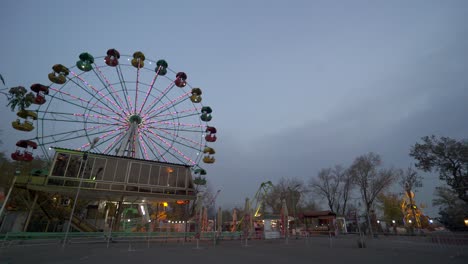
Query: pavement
[{"left": 0, "top": 235, "right": 467, "bottom": 264}]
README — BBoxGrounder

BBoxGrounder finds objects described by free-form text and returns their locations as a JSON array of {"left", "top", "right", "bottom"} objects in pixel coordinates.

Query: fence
[
  {"left": 0, "top": 231, "right": 244, "bottom": 248},
  {"left": 2, "top": 230, "right": 467, "bottom": 251}
]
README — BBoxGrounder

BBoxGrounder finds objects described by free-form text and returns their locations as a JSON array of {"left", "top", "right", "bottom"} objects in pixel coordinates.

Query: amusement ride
[{"left": 1, "top": 49, "right": 217, "bottom": 232}]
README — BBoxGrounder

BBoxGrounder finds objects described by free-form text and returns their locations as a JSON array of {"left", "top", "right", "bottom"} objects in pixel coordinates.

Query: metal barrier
[
  {"left": 428, "top": 232, "right": 468, "bottom": 247},
  {"left": 0, "top": 231, "right": 244, "bottom": 248}
]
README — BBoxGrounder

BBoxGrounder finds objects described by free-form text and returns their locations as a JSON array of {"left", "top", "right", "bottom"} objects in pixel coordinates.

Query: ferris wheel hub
[{"left": 128, "top": 114, "right": 142, "bottom": 124}]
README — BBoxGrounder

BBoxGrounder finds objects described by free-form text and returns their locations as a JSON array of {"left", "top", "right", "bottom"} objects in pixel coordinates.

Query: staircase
[
  {"left": 35, "top": 192, "right": 99, "bottom": 232},
  {"left": 69, "top": 215, "right": 99, "bottom": 232}
]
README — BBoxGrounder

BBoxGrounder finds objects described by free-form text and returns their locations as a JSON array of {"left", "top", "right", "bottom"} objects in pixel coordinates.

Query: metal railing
[{"left": 0, "top": 231, "right": 244, "bottom": 248}]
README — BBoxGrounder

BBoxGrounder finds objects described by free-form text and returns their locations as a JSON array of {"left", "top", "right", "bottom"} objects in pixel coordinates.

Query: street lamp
[{"left": 62, "top": 138, "right": 99, "bottom": 248}]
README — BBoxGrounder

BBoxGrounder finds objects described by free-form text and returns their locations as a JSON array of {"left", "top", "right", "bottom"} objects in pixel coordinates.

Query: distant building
[{"left": 300, "top": 210, "right": 337, "bottom": 234}]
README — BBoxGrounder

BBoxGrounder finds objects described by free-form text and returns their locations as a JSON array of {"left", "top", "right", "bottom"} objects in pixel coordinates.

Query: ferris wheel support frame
[{"left": 115, "top": 115, "right": 142, "bottom": 158}]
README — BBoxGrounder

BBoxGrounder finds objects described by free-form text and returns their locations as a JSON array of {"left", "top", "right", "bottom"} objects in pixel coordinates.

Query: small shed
[{"left": 300, "top": 210, "right": 337, "bottom": 233}]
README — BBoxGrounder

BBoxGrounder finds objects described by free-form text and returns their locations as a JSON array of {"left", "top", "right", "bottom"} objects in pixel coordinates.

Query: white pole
[
  {"left": 107, "top": 213, "right": 115, "bottom": 248},
  {"left": 62, "top": 153, "right": 88, "bottom": 248},
  {"left": 62, "top": 138, "right": 98, "bottom": 248},
  {"left": 147, "top": 220, "right": 151, "bottom": 248},
  {"left": 23, "top": 192, "right": 39, "bottom": 231}
]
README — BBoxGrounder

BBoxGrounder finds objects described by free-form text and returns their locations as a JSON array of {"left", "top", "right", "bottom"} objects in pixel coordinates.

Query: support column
[
  {"left": 45, "top": 220, "right": 50, "bottom": 232},
  {"left": 23, "top": 192, "right": 39, "bottom": 232},
  {"left": 0, "top": 175, "right": 17, "bottom": 220},
  {"left": 113, "top": 196, "right": 124, "bottom": 231}
]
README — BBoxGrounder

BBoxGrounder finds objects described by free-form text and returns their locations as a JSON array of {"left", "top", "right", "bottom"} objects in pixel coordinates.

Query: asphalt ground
[{"left": 0, "top": 235, "right": 467, "bottom": 264}]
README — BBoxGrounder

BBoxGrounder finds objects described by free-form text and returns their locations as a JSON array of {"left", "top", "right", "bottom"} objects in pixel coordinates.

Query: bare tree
[
  {"left": 399, "top": 167, "right": 423, "bottom": 228},
  {"left": 337, "top": 165, "right": 353, "bottom": 216},
  {"left": 264, "top": 177, "right": 304, "bottom": 215},
  {"left": 349, "top": 153, "right": 396, "bottom": 237},
  {"left": 309, "top": 165, "right": 353, "bottom": 215},
  {"left": 399, "top": 167, "right": 423, "bottom": 193},
  {"left": 309, "top": 168, "right": 339, "bottom": 213}
]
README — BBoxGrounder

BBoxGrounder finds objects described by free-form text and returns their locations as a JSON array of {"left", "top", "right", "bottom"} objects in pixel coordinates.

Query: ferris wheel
[{"left": 8, "top": 49, "right": 216, "bottom": 174}]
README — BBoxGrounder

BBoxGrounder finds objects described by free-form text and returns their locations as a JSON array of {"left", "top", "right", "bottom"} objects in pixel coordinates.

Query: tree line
[
  {"left": 317, "top": 135, "right": 467, "bottom": 232},
  {"left": 233, "top": 135, "right": 467, "bottom": 233}
]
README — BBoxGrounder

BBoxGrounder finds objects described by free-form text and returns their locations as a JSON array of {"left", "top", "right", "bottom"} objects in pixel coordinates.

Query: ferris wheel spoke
[
  {"left": 39, "top": 118, "right": 122, "bottom": 126},
  {"left": 140, "top": 130, "right": 168, "bottom": 162},
  {"left": 157, "top": 112, "right": 202, "bottom": 123},
  {"left": 141, "top": 82, "right": 176, "bottom": 116},
  {"left": 92, "top": 125, "right": 126, "bottom": 139},
  {"left": 145, "top": 120, "right": 205, "bottom": 129},
  {"left": 38, "top": 110, "right": 125, "bottom": 126},
  {"left": 63, "top": 77, "right": 119, "bottom": 116},
  {"left": 101, "top": 132, "right": 125, "bottom": 155},
  {"left": 52, "top": 83, "right": 122, "bottom": 120},
  {"left": 155, "top": 127, "right": 204, "bottom": 148},
  {"left": 116, "top": 65, "right": 132, "bottom": 113},
  {"left": 116, "top": 64, "right": 135, "bottom": 114},
  {"left": 36, "top": 124, "right": 121, "bottom": 147},
  {"left": 93, "top": 133, "right": 121, "bottom": 154},
  {"left": 125, "top": 93, "right": 134, "bottom": 117},
  {"left": 146, "top": 125, "right": 204, "bottom": 133},
  {"left": 39, "top": 127, "right": 118, "bottom": 146},
  {"left": 38, "top": 145, "right": 52, "bottom": 161},
  {"left": 69, "top": 71, "right": 126, "bottom": 119},
  {"left": 151, "top": 128, "right": 203, "bottom": 152},
  {"left": 48, "top": 87, "right": 119, "bottom": 117},
  {"left": 153, "top": 107, "right": 201, "bottom": 118},
  {"left": 151, "top": 96, "right": 193, "bottom": 119},
  {"left": 138, "top": 66, "right": 163, "bottom": 116},
  {"left": 79, "top": 126, "right": 126, "bottom": 151},
  {"left": 137, "top": 133, "right": 150, "bottom": 160},
  {"left": 35, "top": 127, "right": 97, "bottom": 141},
  {"left": 144, "top": 91, "right": 191, "bottom": 119},
  {"left": 145, "top": 124, "right": 203, "bottom": 134},
  {"left": 68, "top": 113, "right": 125, "bottom": 124},
  {"left": 145, "top": 128, "right": 196, "bottom": 165},
  {"left": 145, "top": 133, "right": 186, "bottom": 164},
  {"left": 92, "top": 64, "right": 131, "bottom": 115},
  {"left": 134, "top": 60, "right": 144, "bottom": 114}
]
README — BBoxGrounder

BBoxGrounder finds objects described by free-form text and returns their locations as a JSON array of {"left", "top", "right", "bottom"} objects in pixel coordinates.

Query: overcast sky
[{"left": 1, "top": 0, "right": 467, "bottom": 216}]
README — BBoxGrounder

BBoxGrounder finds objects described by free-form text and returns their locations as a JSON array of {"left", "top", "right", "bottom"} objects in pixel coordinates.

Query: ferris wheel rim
[{"left": 15, "top": 51, "right": 215, "bottom": 171}]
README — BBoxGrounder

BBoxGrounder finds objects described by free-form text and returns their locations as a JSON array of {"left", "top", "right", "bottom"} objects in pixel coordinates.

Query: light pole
[
  {"left": 62, "top": 138, "right": 99, "bottom": 248},
  {"left": 288, "top": 184, "right": 300, "bottom": 236}
]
